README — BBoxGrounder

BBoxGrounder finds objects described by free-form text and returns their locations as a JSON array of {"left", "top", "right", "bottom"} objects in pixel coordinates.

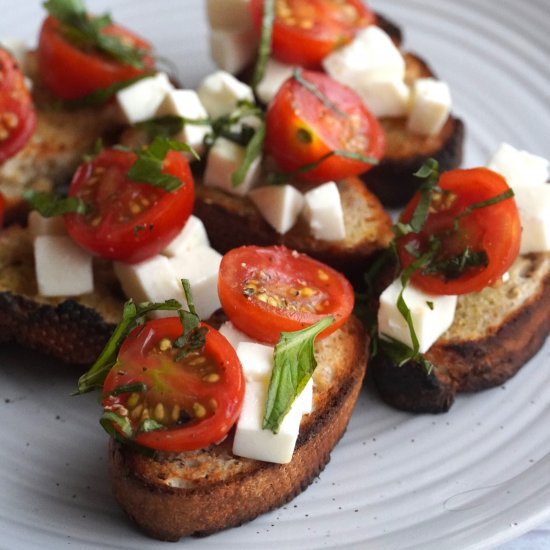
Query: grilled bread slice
[
  {"left": 109, "top": 314, "right": 367, "bottom": 541},
  {"left": 371, "top": 252, "right": 550, "bottom": 413}
]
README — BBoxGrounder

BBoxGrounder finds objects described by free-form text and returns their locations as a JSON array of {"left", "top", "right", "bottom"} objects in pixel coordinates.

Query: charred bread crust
[
  {"left": 194, "top": 177, "right": 393, "bottom": 279},
  {"left": 371, "top": 253, "right": 550, "bottom": 413},
  {"left": 375, "top": 13, "right": 403, "bottom": 45},
  {"left": 109, "top": 316, "right": 367, "bottom": 541}
]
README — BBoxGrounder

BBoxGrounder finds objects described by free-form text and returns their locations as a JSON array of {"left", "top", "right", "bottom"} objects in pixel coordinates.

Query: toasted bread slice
[
  {"left": 109, "top": 314, "right": 367, "bottom": 541},
  {"left": 371, "top": 253, "right": 550, "bottom": 413}
]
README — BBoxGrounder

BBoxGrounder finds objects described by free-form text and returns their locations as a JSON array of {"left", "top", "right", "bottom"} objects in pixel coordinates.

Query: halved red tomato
[
  {"left": 265, "top": 70, "right": 384, "bottom": 183},
  {"left": 218, "top": 245, "right": 354, "bottom": 344},
  {"left": 102, "top": 318, "right": 245, "bottom": 453},
  {"left": 250, "top": 0, "right": 376, "bottom": 69},
  {"left": 64, "top": 148, "right": 194, "bottom": 263},
  {"left": 397, "top": 167, "right": 521, "bottom": 295},
  {"left": 0, "top": 48, "right": 36, "bottom": 163},
  {"left": 37, "top": 15, "right": 154, "bottom": 100}
]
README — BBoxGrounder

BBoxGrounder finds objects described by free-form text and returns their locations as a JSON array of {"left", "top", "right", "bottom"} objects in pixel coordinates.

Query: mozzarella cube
[
  {"left": 219, "top": 321, "right": 256, "bottom": 349},
  {"left": 357, "top": 77, "right": 410, "bottom": 118},
  {"left": 162, "top": 216, "right": 209, "bottom": 257},
  {"left": 209, "top": 29, "right": 257, "bottom": 75},
  {"left": 169, "top": 246, "right": 222, "bottom": 319},
  {"left": 249, "top": 185, "right": 304, "bottom": 234},
  {"left": 27, "top": 211, "right": 67, "bottom": 239},
  {"left": 407, "top": 78, "right": 452, "bottom": 136},
  {"left": 256, "top": 58, "right": 294, "bottom": 104},
  {"left": 303, "top": 182, "right": 346, "bottom": 241},
  {"left": 488, "top": 143, "right": 549, "bottom": 188},
  {"left": 513, "top": 185, "right": 550, "bottom": 254},
  {"left": 1, "top": 38, "right": 28, "bottom": 71},
  {"left": 34, "top": 236, "right": 93, "bottom": 297},
  {"left": 204, "top": 137, "right": 261, "bottom": 196},
  {"left": 197, "top": 71, "right": 254, "bottom": 120},
  {"left": 378, "top": 279, "right": 457, "bottom": 353},
  {"left": 236, "top": 341, "right": 275, "bottom": 381},
  {"left": 116, "top": 73, "right": 174, "bottom": 124},
  {"left": 206, "top": 0, "right": 254, "bottom": 31},
  {"left": 298, "top": 378, "right": 314, "bottom": 415}
]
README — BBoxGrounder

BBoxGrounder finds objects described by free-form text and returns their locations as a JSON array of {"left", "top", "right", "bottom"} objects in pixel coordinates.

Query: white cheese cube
[
  {"left": 407, "top": 78, "right": 452, "bottom": 136},
  {"left": 219, "top": 321, "right": 256, "bottom": 349},
  {"left": 378, "top": 279, "right": 457, "bottom": 353},
  {"left": 155, "top": 89, "right": 211, "bottom": 155},
  {"left": 116, "top": 73, "right": 174, "bottom": 124},
  {"left": 197, "top": 71, "right": 254, "bottom": 120},
  {"left": 357, "top": 77, "right": 410, "bottom": 118},
  {"left": 1, "top": 38, "right": 28, "bottom": 71},
  {"left": 169, "top": 246, "right": 222, "bottom": 319},
  {"left": 206, "top": 0, "right": 254, "bottom": 31},
  {"left": 27, "top": 211, "right": 67, "bottom": 239},
  {"left": 162, "top": 215, "right": 209, "bottom": 257},
  {"left": 204, "top": 137, "right": 261, "bottom": 196},
  {"left": 298, "top": 379, "right": 314, "bottom": 415},
  {"left": 236, "top": 341, "right": 275, "bottom": 381},
  {"left": 255, "top": 58, "right": 294, "bottom": 104},
  {"left": 303, "top": 182, "right": 346, "bottom": 241},
  {"left": 232, "top": 378, "right": 303, "bottom": 464},
  {"left": 249, "top": 184, "right": 304, "bottom": 234},
  {"left": 488, "top": 143, "right": 549, "bottom": 188},
  {"left": 514, "top": 185, "right": 550, "bottom": 254},
  {"left": 34, "top": 236, "right": 93, "bottom": 297},
  {"left": 209, "top": 29, "right": 257, "bottom": 75}
]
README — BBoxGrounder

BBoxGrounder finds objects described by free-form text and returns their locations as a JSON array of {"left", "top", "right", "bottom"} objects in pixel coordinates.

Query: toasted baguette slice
[
  {"left": 371, "top": 253, "right": 550, "bottom": 413},
  {"left": 109, "top": 314, "right": 367, "bottom": 541}
]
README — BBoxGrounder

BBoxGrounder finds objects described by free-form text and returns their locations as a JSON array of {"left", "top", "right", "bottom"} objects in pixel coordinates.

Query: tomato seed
[
  {"left": 203, "top": 373, "right": 220, "bottom": 383},
  {"left": 159, "top": 338, "right": 172, "bottom": 351},
  {"left": 131, "top": 404, "right": 143, "bottom": 420},
  {"left": 193, "top": 402, "right": 207, "bottom": 418},
  {"left": 154, "top": 403, "right": 165, "bottom": 422},
  {"left": 171, "top": 404, "right": 181, "bottom": 422},
  {"left": 127, "top": 393, "right": 140, "bottom": 408},
  {"left": 318, "top": 270, "right": 329, "bottom": 281}
]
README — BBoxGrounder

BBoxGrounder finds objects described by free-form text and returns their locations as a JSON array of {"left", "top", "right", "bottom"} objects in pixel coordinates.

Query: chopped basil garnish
[
  {"left": 135, "top": 114, "right": 210, "bottom": 140},
  {"left": 231, "top": 122, "right": 266, "bottom": 187},
  {"left": 105, "top": 382, "right": 147, "bottom": 397},
  {"left": 423, "top": 247, "right": 489, "bottom": 280},
  {"left": 251, "top": 0, "right": 275, "bottom": 89},
  {"left": 426, "top": 301, "right": 434, "bottom": 310},
  {"left": 23, "top": 190, "right": 89, "bottom": 217},
  {"left": 138, "top": 418, "right": 164, "bottom": 433},
  {"left": 378, "top": 336, "right": 434, "bottom": 374},
  {"left": 263, "top": 316, "right": 334, "bottom": 433},
  {"left": 100, "top": 411, "right": 133, "bottom": 437},
  {"left": 453, "top": 188, "right": 514, "bottom": 231},
  {"left": 292, "top": 68, "right": 346, "bottom": 117}
]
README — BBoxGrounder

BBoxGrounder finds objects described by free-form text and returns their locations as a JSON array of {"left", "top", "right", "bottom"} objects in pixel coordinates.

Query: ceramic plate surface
[{"left": 1, "top": 1, "right": 549, "bottom": 548}]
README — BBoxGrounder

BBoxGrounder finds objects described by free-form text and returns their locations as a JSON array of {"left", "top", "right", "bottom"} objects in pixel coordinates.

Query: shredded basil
[
  {"left": 453, "top": 188, "right": 514, "bottom": 231},
  {"left": 251, "top": 0, "right": 275, "bottom": 89},
  {"left": 136, "top": 114, "right": 210, "bottom": 140},
  {"left": 378, "top": 337, "right": 434, "bottom": 374},
  {"left": 292, "top": 68, "right": 346, "bottom": 117},
  {"left": 23, "top": 190, "right": 89, "bottom": 217},
  {"left": 105, "top": 382, "right": 147, "bottom": 397},
  {"left": 231, "top": 122, "right": 266, "bottom": 187},
  {"left": 100, "top": 411, "right": 133, "bottom": 437},
  {"left": 423, "top": 248, "right": 489, "bottom": 280},
  {"left": 138, "top": 418, "right": 163, "bottom": 433}
]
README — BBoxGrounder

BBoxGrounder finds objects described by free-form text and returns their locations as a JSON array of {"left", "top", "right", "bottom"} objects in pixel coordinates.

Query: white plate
[{"left": 1, "top": 1, "right": 549, "bottom": 548}]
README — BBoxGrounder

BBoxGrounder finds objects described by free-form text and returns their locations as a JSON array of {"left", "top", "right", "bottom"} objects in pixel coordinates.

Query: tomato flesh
[
  {"left": 64, "top": 148, "right": 194, "bottom": 263},
  {"left": 265, "top": 70, "right": 384, "bottom": 183},
  {"left": 102, "top": 318, "right": 245, "bottom": 453},
  {"left": 397, "top": 168, "right": 521, "bottom": 295},
  {"left": 218, "top": 245, "right": 354, "bottom": 344},
  {"left": 0, "top": 48, "right": 37, "bottom": 163},
  {"left": 250, "top": 0, "right": 376, "bottom": 69}
]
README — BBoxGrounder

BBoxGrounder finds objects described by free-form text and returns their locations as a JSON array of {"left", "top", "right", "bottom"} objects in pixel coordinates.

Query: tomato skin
[
  {"left": 102, "top": 318, "right": 245, "bottom": 453},
  {"left": 0, "top": 48, "right": 37, "bottom": 163},
  {"left": 397, "top": 168, "right": 521, "bottom": 295},
  {"left": 37, "top": 16, "right": 154, "bottom": 100},
  {"left": 265, "top": 70, "right": 385, "bottom": 183},
  {"left": 218, "top": 245, "right": 354, "bottom": 344},
  {"left": 250, "top": 0, "right": 376, "bottom": 69},
  {"left": 64, "top": 148, "right": 194, "bottom": 263}
]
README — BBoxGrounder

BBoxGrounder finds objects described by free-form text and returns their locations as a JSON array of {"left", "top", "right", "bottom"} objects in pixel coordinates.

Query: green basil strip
[
  {"left": 100, "top": 411, "right": 133, "bottom": 438},
  {"left": 378, "top": 336, "right": 434, "bottom": 374},
  {"left": 136, "top": 114, "right": 211, "bottom": 140},
  {"left": 292, "top": 68, "right": 346, "bottom": 117},
  {"left": 231, "top": 122, "right": 266, "bottom": 187},
  {"left": 105, "top": 382, "right": 147, "bottom": 397},
  {"left": 251, "top": 0, "right": 275, "bottom": 89},
  {"left": 263, "top": 316, "right": 334, "bottom": 434},
  {"left": 453, "top": 188, "right": 514, "bottom": 231},
  {"left": 23, "top": 190, "right": 89, "bottom": 217},
  {"left": 138, "top": 418, "right": 164, "bottom": 434}
]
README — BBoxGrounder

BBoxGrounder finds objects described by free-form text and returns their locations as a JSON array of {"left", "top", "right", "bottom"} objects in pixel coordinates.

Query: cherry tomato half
[
  {"left": 37, "top": 15, "right": 154, "bottom": 100},
  {"left": 0, "top": 48, "right": 36, "bottom": 163},
  {"left": 102, "top": 318, "right": 245, "bottom": 453},
  {"left": 250, "top": 0, "right": 376, "bottom": 69},
  {"left": 218, "top": 245, "right": 354, "bottom": 344},
  {"left": 397, "top": 168, "right": 521, "bottom": 295},
  {"left": 265, "top": 70, "right": 385, "bottom": 183},
  {"left": 64, "top": 148, "right": 194, "bottom": 263}
]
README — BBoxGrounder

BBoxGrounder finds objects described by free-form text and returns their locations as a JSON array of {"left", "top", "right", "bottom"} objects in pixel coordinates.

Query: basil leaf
[
  {"left": 104, "top": 382, "right": 147, "bottom": 397},
  {"left": 378, "top": 336, "right": 434, "bottom": 374},
  {"left": 173, "top": 279, "right": 207, "bottom": 360},
  {"left": 100, "top": 411, "right": 132, "bottom": 438},
  {"left": 231, "top": 122, "right": 266, "bottom": 187},
  {"left": 263, "top": 316, "right": 334, "bottom": 433},
  {"left": 138, "top": 418, "right": 164, "bottom": 433},
  {"left": 24, "top": 190, "right": 89, "bottom": 217},
  {"left": 251, "top": 0, "right": 275, "bottom": 89},
  {"left": 292, "top": 68, "right": 346, "bottom": 117},
  {"left": 453, "top": 188, "right": 514, "bottom": 231}
]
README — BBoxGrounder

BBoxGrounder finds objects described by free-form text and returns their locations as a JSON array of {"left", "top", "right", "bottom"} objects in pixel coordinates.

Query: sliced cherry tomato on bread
[
  {"left": 102, "top": 318, "right": 245, "bottom": 453},
  {"left": 0, "top": 48, "right": 36, "bottom": 163},
  {"left": 37, "top": 15, "right": 154, "bottom": 100},
  {"left": 265, "top": 70, "right": 384, "bottom": 183},
  {"left": 397, "top": 167, "right": 521, "bottom": 295},
  {"left": 218, "top": 245, "right": 354, "bottom": 344},
  {"left": 64, "top": 148, "right": 194, "bottom": 263},
  {"left": 250, "top": 0, "right": 376, "bottom": 69}
]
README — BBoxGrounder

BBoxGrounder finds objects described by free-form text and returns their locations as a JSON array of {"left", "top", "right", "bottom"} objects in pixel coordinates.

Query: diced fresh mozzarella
[
  {"left": 407, "top": 78, "right": 452, "bottom": 136},
  {"left": 162, "top": 215, "right": 209, "bottom": 257},
  {"left": 236, "top": 341, "right": 275, "bottom": 381},
  {"left": 357, "top": 76, "right": 410, "bottom": 118},
  {"left": 116, "top": 73, "right": 174, "bottom": 124},
  {"left": 303, "top": 182, "right": 346, "bottom": 241},
  {"left": 155, "top": 89, "right": 211, "bottom": 154},
  {"left": 27, "top": 211, "right": 67, "bottom": 239},
  {"left": 197, "top": 71, "right": 254, "bottom": 120},
  {"left": 204, "top": 137, "right": 261, "bottom": 196},
  {"left": 34, "top": 236, "right": 93, "bottom": 297},
  {"left": 249, "top": 184, "right": 304, "bottom": 234},
  {"left": 1, "top": 38, "right": 28, "bottom": 71},
  {"left": 513, "top": 185, "right": 550, "bottom": 254},
  {"left": 209, "top": 29, "right": 257, "bottom": 75},
  {"left": 206, "top": 0, "right": 253, "bottom": 31},
  {"left": 488, "top": 143, "right": 549, "bottom": 187},
  {"left": 378, "top": 279, "right": 457, "bottom": 353},
  {"left": 219, "top": 321, "right": 255, "bottom": 349},
  {"left": 169, "top": 246, "right": 222, "bottom": 319},
  {"left": 255, "top": 58, "right": 294, "bottom": 104},
  {"left": 298, "top": 378, "right": 314, "bottom": 415}
]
